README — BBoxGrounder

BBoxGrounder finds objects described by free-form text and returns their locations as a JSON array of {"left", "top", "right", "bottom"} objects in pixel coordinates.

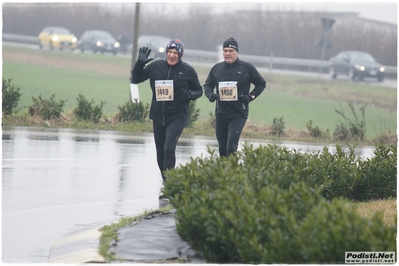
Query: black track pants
[
  {"left": 215, "top": 117, "right": 247, "bottom": 157},
  {"left": 153, "top": 120, "right": 186, "bottom": 179}
]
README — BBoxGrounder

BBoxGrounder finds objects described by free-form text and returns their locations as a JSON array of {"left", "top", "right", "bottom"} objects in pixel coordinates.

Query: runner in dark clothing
[
  {"left": 204, "top": 37, "right": 266, "bottom": 157},
  {"left": 131, "top": 39, "right": 203, "bottom": 182}
]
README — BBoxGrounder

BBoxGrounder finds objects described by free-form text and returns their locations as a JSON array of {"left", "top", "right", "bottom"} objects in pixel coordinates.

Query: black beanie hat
[{"left": 223, "top": 37, "right": 238, "bottom": 52}]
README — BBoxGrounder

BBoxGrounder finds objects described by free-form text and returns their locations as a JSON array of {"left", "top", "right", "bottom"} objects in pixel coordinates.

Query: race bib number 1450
[{"left": 218, "top": 81, "right": 238, "bottom": 101}]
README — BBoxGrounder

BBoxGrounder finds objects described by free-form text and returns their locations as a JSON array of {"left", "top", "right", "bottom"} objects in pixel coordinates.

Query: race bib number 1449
[{"left": 155, "top": 80, "right": 174, "bottom": 101}]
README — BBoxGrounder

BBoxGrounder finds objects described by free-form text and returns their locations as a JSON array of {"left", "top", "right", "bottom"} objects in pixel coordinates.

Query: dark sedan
[
  {"left": 78, "top": 30, "right": 120, "bottom": 55},
  {"left": 138, "top": 35, "right": 171, "bottom": 59},
  {"left": 329, "top": 51, "right": 385, "bottom": 82}
]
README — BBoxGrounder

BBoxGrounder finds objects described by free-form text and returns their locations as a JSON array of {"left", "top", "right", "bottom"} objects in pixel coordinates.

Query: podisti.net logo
[{"left": 345, "top": 252, "right": 395, "bottom": 264}]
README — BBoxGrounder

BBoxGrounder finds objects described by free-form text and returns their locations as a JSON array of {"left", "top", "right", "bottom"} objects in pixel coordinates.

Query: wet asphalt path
[{"left": 2, "top": 127, "right": 216, "bottom": 262}]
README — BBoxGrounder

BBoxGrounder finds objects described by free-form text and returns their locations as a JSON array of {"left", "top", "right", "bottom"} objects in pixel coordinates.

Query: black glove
[
  {"left": 208, "top": 93, "right": 219, "bottom": 103},
  {"left": 240, "top": 95, "right": 252, "bottom": 105},
  {"left": 180, "top": 89, "right": 191, "bottom": 101},
  {"left": 138, "top": 47, "right": 153, "bottom": 65}
]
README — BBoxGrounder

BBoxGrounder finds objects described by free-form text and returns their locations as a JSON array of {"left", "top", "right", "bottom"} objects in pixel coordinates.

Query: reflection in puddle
[
  {"left": 73, "top": 136, "right": 100, "bottom": 143},
  {"left": 28, "top": 135, "right": 59, "bottom": 141},
  {"left": 116, "top": 139, "right": 145, "bottom": 145},
  {"left": 2, "top": 134, "right": 13, "bottom": 140}
]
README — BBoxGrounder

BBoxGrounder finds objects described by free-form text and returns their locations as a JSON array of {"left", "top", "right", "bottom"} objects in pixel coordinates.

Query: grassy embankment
[{"left": 2, "top": 44, "right": 397, "bottom": 144}]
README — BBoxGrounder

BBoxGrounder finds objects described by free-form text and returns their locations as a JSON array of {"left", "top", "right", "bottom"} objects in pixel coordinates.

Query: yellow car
[{"left": 38, "top": 26, "right": 77, "bottom": 50}]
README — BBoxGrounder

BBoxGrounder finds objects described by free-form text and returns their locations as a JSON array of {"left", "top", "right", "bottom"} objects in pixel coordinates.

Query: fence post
[
  {"left": 217, "top": 45, "right": 223, "bottom": 63},
  {"left": 269, "top": 53, "right": 274, "bottom": 75}
]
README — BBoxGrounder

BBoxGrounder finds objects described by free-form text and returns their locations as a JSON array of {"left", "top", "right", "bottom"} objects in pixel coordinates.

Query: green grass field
[{"left": 2, "top": 45, "right": 397, "bottom": 138}]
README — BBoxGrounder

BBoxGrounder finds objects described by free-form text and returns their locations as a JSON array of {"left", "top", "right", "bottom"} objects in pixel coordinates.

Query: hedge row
[
  {"left": 163, "top": 144, "right": 396, "bottom": 263},
  {"left": 2, "top": 78, "right": 198, "bottom": 126}
]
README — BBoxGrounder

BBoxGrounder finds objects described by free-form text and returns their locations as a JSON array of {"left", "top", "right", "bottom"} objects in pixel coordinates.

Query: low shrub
[
  {"left": 236, "top": 144, "right": 360, "bottom": 201},
  {"left": 333, "top": 122, "right": 351, "bottom": 141},
  {"left": 163, "top": 144, "right": 396, "bottom": 263},
  {"left": 335, "top": 102, "right": 366, "bottom": 141},
  {"left": 74, "top": 94, "right": 105, "bottom": 123},
  {"left": 28, "top": 94, "right": 66, "bottom": 120},
  {"left": 294, "top": 198, "right": 395, "bottom": 263},
  {"left": 270, "top": 116, "right": 285, "bottom": 136},
  {"left": 350, "top": 144, "right": 397, "bottom": 201},
  {"left": 316, "top": 145, "right": 361, "bottom": 200},
  {"left": 117, "top": 99, "right": 149, "bottom": 122},
  {"left": 306, "top": 120, "right": 328, "bottom": 138},
  {"left": 187, "top": 101, "right": 200, "bottom": 128},
  {"left": 2, "top": 78, "right": 22, "bottom": 116}
]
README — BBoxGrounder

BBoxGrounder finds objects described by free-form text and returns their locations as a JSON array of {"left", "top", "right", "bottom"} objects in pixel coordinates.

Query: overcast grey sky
[
  {"left": 7, "top": 0, "right": 398, "bottom": 25},
  {"left": 140, "top": 1, "right": 397, "bottom": 25},
  {"left": 256, "top": 1, "right": 397, "bottom": 24}
]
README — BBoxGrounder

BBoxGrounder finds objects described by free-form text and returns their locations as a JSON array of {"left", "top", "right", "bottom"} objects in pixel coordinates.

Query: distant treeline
[{"left": 3, "top": 2, "right": 397, "bottom": 66}]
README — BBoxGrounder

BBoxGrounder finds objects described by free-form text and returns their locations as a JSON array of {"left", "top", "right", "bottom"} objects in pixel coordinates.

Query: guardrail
[
  {"left": 185, "top": 48, "right": 397, "bottom": 78},
  {"left": 182, "top": 48, "right": 331, "bottom": 72},
  {"left": 3, "top": 33, "right": 396, "bottom": 78},
  {"left": 3, "top": 33, "right": 38, "bottom": 45}
]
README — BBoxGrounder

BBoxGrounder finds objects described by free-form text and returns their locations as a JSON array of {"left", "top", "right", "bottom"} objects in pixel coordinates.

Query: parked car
[
  {"left": 38, "top": 26, "right": 77, "bottom": 50},
  {"left": 78, "top": 30, "right": 120, "bottom": 55},
  {"left": 138, "top": 35, "right": 171, "bottom": 59},
  {"left": 117, "top": 32, "right": 131, "bottom": 54},
  {"left": 329, "top": 51, "right": 385, "bottom": 82}
]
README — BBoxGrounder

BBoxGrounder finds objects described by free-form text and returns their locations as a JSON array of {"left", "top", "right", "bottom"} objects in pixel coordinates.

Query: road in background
[{"left": 3, "top": 41, "right": 397, "bottom": 89}]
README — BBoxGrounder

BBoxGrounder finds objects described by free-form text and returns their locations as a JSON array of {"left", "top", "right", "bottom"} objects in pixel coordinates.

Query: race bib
[
  {"left": 218, "top": 81, "right": 238, "bottom": 101},
  {"left": 155, "top": 80, "right": 174, "bottom": 101}
]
